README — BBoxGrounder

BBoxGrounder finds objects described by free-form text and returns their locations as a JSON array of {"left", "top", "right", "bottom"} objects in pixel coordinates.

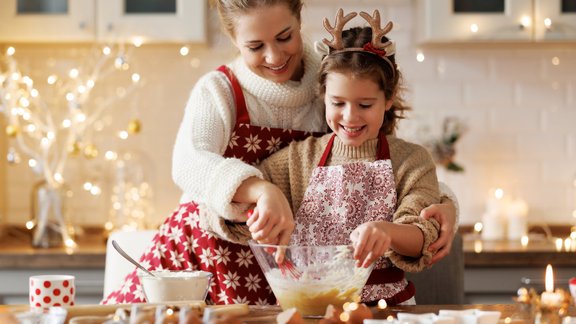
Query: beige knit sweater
[{"left": 199, "top": 133, "right": 441, "bottom": 272}]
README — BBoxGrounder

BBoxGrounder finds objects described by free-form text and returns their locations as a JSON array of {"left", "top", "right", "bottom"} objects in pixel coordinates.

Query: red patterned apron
[
  {"left": 291, "top": 132, "right": 415, "bottom": 306},
  {"left": 103, "top": 65, "right": 322, "bottom": 305}
]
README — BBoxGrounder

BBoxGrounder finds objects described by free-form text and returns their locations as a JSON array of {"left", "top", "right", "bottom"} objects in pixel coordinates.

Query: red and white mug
[{"left": 29, "top": 275, "right": 75, "bottom": 308}]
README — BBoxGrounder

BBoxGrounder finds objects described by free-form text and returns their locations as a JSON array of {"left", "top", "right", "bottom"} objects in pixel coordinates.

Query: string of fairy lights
[{"left": 0, "top": 43, "right": 145, "bottom": 246}]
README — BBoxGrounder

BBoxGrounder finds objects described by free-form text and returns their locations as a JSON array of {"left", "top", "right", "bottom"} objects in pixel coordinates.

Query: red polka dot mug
[{"left": 29, "top": 275, "right": 75, "bottom": 308}]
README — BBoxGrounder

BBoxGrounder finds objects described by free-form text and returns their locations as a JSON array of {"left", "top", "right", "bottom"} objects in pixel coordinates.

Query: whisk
[
  {"left": 247, "top": 210, "right": 302, "bottom": 280},
  {"left": 273, "top": 246, "right": 302, "bottom": 280}
]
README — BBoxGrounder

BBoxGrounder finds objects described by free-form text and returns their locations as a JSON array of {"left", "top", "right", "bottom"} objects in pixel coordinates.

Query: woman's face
[
  {"left": 232, "top": 4, "right": 304, "bottom": 83},
  {"left": 324, "top": 72, "right": 393, "bottom": 147}
]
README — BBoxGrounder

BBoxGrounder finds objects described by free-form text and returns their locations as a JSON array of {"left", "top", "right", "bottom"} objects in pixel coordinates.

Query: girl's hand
[
  {"left": 349, "top": 221, "right": 391, "bottom": 268},
  {"left": 245, "top": 183, "right": 294, "bottom": 246}
]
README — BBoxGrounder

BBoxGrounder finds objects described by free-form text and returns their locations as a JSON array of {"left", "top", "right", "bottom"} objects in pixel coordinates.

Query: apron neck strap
[
  {"left": 376, "top": 131, "right": 390, "bottom": 160},
  {"left": 318, "top": 134, "right": 337, "bottom": 167},
  {"left": 317, "top": 132, "right": 390, "bottom": 167},
  {"left": 217, "top": 65, "right": 250, "bottom": 125}
]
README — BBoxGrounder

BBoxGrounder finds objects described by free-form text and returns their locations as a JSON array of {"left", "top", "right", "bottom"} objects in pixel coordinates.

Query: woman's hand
[
  {"left": 349, "top": 221, "right": 391, "bottom": 268},
  {"left": 420, "top": 202, "right": 456, "bottom": 265},
  {"left": 245, "top": 182, "right": 294, "bottom": 246}
]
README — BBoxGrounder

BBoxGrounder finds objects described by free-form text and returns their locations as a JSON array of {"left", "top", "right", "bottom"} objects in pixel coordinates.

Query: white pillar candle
[
  {"left": 482, "top": 188, "right": 508, "bottom": 240},
  {"left": 507, "top": 199, "right": 528, "bottom": 241},
  {"left": 481, "top": 211, "right": 506, "bottom": 240}
]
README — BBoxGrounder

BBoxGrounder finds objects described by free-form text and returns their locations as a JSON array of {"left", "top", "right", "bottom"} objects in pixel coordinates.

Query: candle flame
[{"left": 545, "top": 264, "right": 553, "bottom": 292}]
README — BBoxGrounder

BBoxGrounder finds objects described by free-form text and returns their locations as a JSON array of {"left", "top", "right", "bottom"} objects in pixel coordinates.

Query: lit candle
[
  {"left": 520, "top": 235, "right": 529, "bottom": 248},
  {"left": 481, "top": 188, "right": 507, "bottom": 240},
  {"left": 564, "top": 238, "right": 572, "bottom": 252},
  {"left": 555, "top": 238, "right": 563, "bottom": 252},
  {"left": 540, "top": 264, "right": 562, "bottom": 307},
  {"left": 507, "top": 198, "right": 528, "bottom": 241}
]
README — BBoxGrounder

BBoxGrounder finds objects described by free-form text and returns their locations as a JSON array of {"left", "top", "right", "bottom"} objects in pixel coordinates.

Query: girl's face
[
  {"left": 324, "top": 72, "right": 393, "bottom": 147},
  {"left": 233, "top": 4, "right": 304, "bottom": 83}
]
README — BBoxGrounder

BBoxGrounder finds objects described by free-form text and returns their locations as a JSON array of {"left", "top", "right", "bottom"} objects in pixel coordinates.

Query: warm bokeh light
[
  {"left": 470, "top": 23, "right": 479, "bottom": 33},
  {"left": 416, "top": 52, "right": 425, "bottom": 62},
  {"left": 520, "top": 235, "right": 529, "bottom": 247},
  {"left": 521, "top": 16, "right": 531, "bottom": 28}
]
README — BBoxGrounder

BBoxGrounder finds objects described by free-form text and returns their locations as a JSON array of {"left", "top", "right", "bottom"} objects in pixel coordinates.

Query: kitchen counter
[
  {"left": 1, "top": 226, "right": 575, "bottom": 269},
  {"left": 0, "top": 227, "right": 107, "bottom": 304},
  {"left": 0, "top": 227, "right": 106, "bottom": 269},
  {"left": 462, "top": 234, "right": 576, "bottom": 267},
  {"left": 2, "top": 226, "right": 575, "bottom": 305}
]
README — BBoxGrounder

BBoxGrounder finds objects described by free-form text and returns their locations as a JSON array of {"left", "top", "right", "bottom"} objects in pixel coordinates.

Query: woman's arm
[
  {"left": 171, "top": 71, "right": 263, "bottom": 219},
  {"left": 420, "top": 185, "right": 458, "bottom": 265}
]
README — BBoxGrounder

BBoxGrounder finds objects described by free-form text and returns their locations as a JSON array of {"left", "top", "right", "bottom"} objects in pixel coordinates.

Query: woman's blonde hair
[{"left": 210, "top": 0, "right": 303, "bottom": 38}]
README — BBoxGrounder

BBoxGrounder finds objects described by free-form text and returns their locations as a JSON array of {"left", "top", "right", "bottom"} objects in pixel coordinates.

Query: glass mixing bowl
[{"left": 249, "top": 241, "right": 374, "bottom": 317}]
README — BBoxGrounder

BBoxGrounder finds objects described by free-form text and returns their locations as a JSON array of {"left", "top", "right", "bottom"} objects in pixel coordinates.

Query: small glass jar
[{"left": 29, "top": 180, "right": 72, "bottom": 248}]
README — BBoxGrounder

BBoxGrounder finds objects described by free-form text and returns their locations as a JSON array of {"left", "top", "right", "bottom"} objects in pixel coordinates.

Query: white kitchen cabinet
[
  {"left": 534, "top": 0, "right": 576, "bottom": 41},
  {"left": 417, "top": 0, "right": 576, "bottom": 43},
  {"left": 0, "top": 0, "right": 206, "bottom": 43}
]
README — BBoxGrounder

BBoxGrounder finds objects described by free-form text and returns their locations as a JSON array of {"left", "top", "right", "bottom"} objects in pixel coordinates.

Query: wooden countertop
[
  {"left": 1, "top": 226, "right": 575, "bottom": 269},
  {"left": 462, "top": 233, "right": 576, "bottom": 267},
  {"left": 1, "top": 303, "right": 575, "bottom": 323},
  {"left": 0, "top": 226, "right": 106, "bottom": 269}
]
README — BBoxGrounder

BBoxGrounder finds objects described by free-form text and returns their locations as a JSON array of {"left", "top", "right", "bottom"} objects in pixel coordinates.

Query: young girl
[{"left": 206, "top": 9, "right": 440, "bottom": 306}]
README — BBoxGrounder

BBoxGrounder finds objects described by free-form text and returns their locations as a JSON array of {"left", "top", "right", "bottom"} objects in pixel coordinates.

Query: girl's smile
[{"left": 325, "top": 72, "right": 393, "bottom": 147}]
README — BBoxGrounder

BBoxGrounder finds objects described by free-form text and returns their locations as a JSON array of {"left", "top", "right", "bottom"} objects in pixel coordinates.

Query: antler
[
  {"left": 322, "top": 8, "right": 357, "bottom": 50},
  {"left": 359, "top": 10, "right": 393, "bottom": 50}
]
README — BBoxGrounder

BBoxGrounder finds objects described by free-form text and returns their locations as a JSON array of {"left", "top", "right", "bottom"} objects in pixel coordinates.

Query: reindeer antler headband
[{"left": 315, "top": 9, "right": 397, "bottom": 76}]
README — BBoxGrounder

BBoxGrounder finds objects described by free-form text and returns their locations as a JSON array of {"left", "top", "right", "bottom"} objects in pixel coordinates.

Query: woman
[{"left": 102, "top": 0, "right": 458, "bottom": 305}]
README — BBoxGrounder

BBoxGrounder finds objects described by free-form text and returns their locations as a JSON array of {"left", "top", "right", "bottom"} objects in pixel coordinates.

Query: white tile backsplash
[{"left": 2, "top": 0, "right": 576, "bottom": 228}]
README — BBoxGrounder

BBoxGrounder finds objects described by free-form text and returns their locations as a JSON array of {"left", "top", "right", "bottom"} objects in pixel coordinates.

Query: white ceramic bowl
[{"left": 138, "top": 270, "right": 212, "bottom": 303}]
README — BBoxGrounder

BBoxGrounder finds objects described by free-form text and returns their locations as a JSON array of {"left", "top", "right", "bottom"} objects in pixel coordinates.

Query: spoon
[{"left": 111, "top": 240, "right": 157, "bottom": 278}]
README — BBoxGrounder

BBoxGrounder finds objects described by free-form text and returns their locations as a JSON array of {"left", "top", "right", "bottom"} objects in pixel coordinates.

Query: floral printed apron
[
  {"left": 291, "top": 132, "right": 415, "bottom": 305},
  {"left": 103, "top": 65, "right": 322, "bottom": 305}
]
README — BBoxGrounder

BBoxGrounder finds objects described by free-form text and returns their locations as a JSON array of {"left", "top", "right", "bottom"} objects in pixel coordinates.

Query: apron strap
[
  {"left": 376, "top": 131, "right": 390, "bottom": 160},
  {"left": 317, "top": 134, "right": 337, "bottom": 167},
  {"left": 217, "top": 65, "right": 250, "bottom": 125}
]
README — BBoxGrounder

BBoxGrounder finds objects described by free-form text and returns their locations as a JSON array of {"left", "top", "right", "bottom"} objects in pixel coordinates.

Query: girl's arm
[
  {"left": 350, "top": 221, "right": 423, "bottom": 268},
  {"left": 386, "top": 138, "right": 442, "bottom": 271}
]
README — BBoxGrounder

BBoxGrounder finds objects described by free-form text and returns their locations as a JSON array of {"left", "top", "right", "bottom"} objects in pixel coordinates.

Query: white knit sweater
[{"left": 171, "top": 44, "right": 327, "bottom": 217}]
